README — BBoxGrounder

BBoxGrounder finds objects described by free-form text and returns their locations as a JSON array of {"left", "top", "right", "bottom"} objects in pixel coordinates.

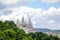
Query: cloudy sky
[{"left": 0, "top": 0, "right": 60, "bottom": 30}]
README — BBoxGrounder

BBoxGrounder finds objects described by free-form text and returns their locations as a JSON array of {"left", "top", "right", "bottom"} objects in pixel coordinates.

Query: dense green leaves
[
  {"left": 4, "top": 29, "right": 16, "bottom": 40},
  {"left": 22, "top": 36, "right": 33, "bottom": 40},
  {"left": 0, "top": 20, "right": 16, "bottom": 31},
  {"left": 15, "top": 29, "right": 26, "bottom": 40},
  {"left": 0, "top": 20, "right": 60, "bottom": 40},
  {"left": 0, "top": 31, "right": 5, "bottom": 40}
]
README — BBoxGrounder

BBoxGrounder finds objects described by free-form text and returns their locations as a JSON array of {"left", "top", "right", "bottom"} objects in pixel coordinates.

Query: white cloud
[
  {"left": 0, "top": 0, "right": 17, "bottom": 5},
  {"left": 0, "top": 0, "right": 32, "bottom": 5},
  {"left": 0, "top": 6, "right": 60, "bottom": 29},
  {"left": 41, "top": 0, "right": 60, "bottom": 3},
  {"left": 43, "top": 7, "right": 60, "bottom": 16},
  {"left": 48, "top": 20, "right": 55, "bottom": 24},
  {"left": 0, "top": 0, "right": 60, "bottom": 6}
]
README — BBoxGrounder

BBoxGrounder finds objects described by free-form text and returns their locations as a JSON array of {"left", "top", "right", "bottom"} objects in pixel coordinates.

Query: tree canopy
[{"left": 0, "top": 20, "right": 60, "bottom": 40}]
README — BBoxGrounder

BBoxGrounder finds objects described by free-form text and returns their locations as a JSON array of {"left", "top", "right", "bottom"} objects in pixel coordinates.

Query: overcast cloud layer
[{"left": 0, "top": 0, "right": 60, "bottom": 30}]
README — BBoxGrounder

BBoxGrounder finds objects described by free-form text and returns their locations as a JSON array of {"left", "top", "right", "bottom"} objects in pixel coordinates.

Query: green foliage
[
  {"left": 22, "top": 36, "right": 33, "bottom": 40},
  {"left": 16, "top": 29, "right": 26, "bottom": 40},
  {"left": 28, "top": 36, "right": 33, "bottom": 40},
  {"left": 35, "top": 32, "right": 48, "bottom": 40},
  {"left": 0, "top": 20, "right": 16, "bottom": 31},
  {"left": 0, "top": 20, "right": 60, "bottom": 40},
  {"left": 28, "top": 32, "right": 36, "bottom": 40},
  {"left": 0, "top": 31, "right": 5, "bottom": 40},
  {"left": 52, "top": 36, "right": 60, "bottom": 40},
  {"left": 51, "top": 35, "right": 60, "bottom": 40},
  {"left": 3, "top": 29, "right": 16, "bottom": 40},
  {"left": 42, "top": 36, "right": 50, "bottom": 40},
  {"left": 22, "top": 37, "right": 28, "bottom": 40}
]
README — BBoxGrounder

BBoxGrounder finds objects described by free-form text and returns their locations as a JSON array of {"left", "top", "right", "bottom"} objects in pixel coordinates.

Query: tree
[
  {"left": 28, "top": 32, "right": 36, "bottom": 40},
  {"left": 3, "top": 29, "right": 16, "bottom": 40},
  {"left": 16, "top": 29, "right": 26, "bottom": 40},
  {"left": 0, "top": 20, "right": 60, "bottom": 40},
  {"left": 22, "top": 37, "right": 28, "bottom": 40},
  {"left": 22, "top": 36, "right": 33, "bottom": 40},
  {"left": 0, "top": 31, "right": 5, "bottom": 40},
  {"left": 28, "top": 36, "right": 33, "bottom": 40},
  {"left": 52, "top": 36, "right": 60, "bottom": 40},
  {"left": 42, "top": 36, "right": 51, "bottom": 40},
  {"left": 35, "top": 32, "right": 48, "bottom": 40},
  {"left": 0, "top": 20, "right": 16, "bottom": 31}
]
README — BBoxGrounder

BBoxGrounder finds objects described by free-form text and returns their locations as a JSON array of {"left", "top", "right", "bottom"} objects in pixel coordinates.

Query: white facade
[{"left": 16, "top": 16, "right": 35, "bottom": 33}]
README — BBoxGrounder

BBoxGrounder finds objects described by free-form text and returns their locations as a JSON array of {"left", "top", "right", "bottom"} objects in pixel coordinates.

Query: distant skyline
[{"left": 0, "top": 0, "right": 60, "bottom": 30}]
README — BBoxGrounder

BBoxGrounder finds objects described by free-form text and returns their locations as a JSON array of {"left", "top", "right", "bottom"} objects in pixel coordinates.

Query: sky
[{"left": 0, "top": 0, "right": 60, "bottom": 30}]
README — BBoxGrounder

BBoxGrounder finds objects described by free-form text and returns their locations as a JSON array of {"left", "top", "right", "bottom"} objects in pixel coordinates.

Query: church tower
[
  {"left": 28, "top": 17, "right": 33, "bottom": 28},
  {"left": 16, "top": 16, "right": 35, "bottom": 33},
  {"left": 21, "top": 16, "right": 27, "bottom": 27},
  {"left": 16, "top": 19, "right": 20, "bottom": 27}
]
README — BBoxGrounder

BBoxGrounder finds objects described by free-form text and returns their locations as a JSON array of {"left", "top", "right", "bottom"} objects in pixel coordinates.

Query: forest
[{"left": 0, "top": 20, "right": 60, "bottom": 40}]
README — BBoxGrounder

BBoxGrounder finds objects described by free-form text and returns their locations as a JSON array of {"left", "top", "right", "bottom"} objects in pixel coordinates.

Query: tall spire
[
  {"left": 16, "top": 19, "right": 20, "bottom": 26},
  {"left": 22, "top": 16, "right": 25, "bottom": 23},
  {"left": 28, "top": 17, "right": 33, "bottom": 28},
  {"left": 21, "top": 16, "right": 27, "bottom": 27}
]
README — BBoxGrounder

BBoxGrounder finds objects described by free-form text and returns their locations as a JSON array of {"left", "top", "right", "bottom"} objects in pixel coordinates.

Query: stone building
[{"left": 16, "top": 16, "right": 35, "bottom": 33}]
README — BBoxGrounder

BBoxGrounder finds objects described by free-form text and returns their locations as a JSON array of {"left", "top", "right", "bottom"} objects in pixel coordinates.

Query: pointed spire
[
  {"left": 28, "top": 17, "right": 33, "bottom": 28},
  {"left": 21, "top": 16, "right": 27, "bottom": 27},
  {"left": 16, "top": 19, "right": 20, "bottom": 26},
  {"left": 21, "top": 16, "right": 25, "bottom": 23}
]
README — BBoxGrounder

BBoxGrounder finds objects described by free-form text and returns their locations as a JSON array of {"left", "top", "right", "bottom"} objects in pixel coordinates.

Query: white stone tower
[
  {"left": 21, "top": 16, "right": 27, "bottom": 27},
  {"left": 16, "top": 16, "right": 35, "bottom": 33},
  {"left": 16, "top": 19, "right": 20, "bottom": 27},
  {"left": 28, "top": 17, "right": 33, "bottom": 28}
]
